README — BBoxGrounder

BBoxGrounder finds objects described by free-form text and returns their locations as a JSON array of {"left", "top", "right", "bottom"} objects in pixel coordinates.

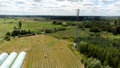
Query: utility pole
[{"left": 74, "top": 9, "right": 80, "bottom": 49}]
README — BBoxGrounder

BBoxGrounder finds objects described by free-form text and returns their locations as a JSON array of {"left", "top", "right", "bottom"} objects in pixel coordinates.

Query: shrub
[
  {"left": 4, "top": 32, "right": 11, "bottom": 41},
  {"left": 55, "top": 27, "right": 66, "bottom": 31},
  {"left": 45, "top": 29, "right": 54, "bottom": 33},
  {"left": 4, "top": 35, "right": 10, "bottom": 41},
  {"left": 66, "top": 22, "right": 76, "bottom": 26},
  {"left": 11, "top": 29, "right": 20, "bottom": 37},
  {"left": 83, "top": 22, "right": 92, "bottom": 28},
  {"left": 6, "top": 32, "right": 11, "bottom": 36},
  {"left": 52, "top": 21, "right": 62, "bottom": 25},
  {"left": 90, "top": 27, "right": 101, "bottom": 32},
  {"left": 28, "top": 29, "right": 31, "bottom": 34},
  {"left": 20, "top": 30, "right": 28, "bottom": 35},
  {"left": 78, "top": 23, "right": 84, "bottom": 28},
  {"left": 53, "top": 21, "right": 56, "bottom": 24},
  {"left": 111, "top": 25, "right": 120, "bottom": 34},
  {"left": 18, "top": 21, "right": 22, "bottom": 29}
]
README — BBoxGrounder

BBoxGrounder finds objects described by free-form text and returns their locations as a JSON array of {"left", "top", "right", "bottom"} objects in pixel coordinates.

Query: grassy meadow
[
  {"left": 0, "top": 17, "right": 120, "bottom": 68},
  {"left": 0, "top": 18, "right": 63, "bottom": 38}
]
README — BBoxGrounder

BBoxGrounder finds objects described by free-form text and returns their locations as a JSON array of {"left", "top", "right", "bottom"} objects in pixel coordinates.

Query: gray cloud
[
  {"left": 34, "top": 0, "right": 41, "bottom": 2},
  {"left": 67, "top": 0, "right": 80, "bottom": 2},
  {"left": 56, "top": 0, "right": 65, "bottom": 1},
  {"left": 16, "top": 1, "right": 25, "bottom": 4}
]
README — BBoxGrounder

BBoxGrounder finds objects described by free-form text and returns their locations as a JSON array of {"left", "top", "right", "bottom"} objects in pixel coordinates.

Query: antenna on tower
[{"left": 74, "top": 8, "right": 80, "bottom": 49}]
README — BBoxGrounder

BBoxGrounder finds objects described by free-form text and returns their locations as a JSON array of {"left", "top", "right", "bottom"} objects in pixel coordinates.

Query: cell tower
[{"left": 74, "top": 9, "right": 80, "bottom": 49}]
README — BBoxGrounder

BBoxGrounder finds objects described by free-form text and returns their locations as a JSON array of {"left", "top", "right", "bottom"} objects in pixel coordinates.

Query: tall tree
[{"left": 18, "top": 21, "right": 22, "bottom": 29}]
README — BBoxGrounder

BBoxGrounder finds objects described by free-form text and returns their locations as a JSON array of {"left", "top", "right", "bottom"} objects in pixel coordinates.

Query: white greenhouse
[
  {"left": 0, "top": 52, "right": 8, "bottom": 65},
  {"left": 0, "top": 52, "right": 17, "bottom": 68},
  {"left": 11, "top": 51, "right": 26, "bottom": 68}
]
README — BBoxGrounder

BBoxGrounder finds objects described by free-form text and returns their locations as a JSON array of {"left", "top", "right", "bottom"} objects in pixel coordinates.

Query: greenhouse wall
[
  {"left": 11, "top": 51, "right": 26, "bottom": 68},
  {"left": 0, "top": 52, "right": 17, "bottom": 68},
  {"left": 0, "top": 52, "right": 8, "bottom": 65}
]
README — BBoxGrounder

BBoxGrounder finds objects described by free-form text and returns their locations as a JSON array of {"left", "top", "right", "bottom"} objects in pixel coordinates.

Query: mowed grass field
[{"left": 0, "top": 35, "right": 84, "bottom": 68}]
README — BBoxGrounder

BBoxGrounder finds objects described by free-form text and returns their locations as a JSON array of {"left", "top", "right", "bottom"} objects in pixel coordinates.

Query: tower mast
[{"left": 74, "top": 9, "right": 80, "bottom": 48}]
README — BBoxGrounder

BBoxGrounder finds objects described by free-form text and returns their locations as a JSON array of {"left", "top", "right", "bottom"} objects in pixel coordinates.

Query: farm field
[{"left": 0, "top": 35, "right": 84, "bottom": 68}]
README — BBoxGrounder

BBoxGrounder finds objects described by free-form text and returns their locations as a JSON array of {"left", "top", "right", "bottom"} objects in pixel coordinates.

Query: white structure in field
[
  {"left": 0, "top": 52, "right": 8, "bottom": 65},
  {"left": 0, "top": 52, "right": 17, "bottom": 68},
  {"left": 11, "top": 51, "right": 26, "bottom": 68}
]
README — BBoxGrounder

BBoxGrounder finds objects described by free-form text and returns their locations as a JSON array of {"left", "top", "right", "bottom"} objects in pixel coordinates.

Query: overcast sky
[{"left": 0, "top": 0, "right": 120, "bottom": 16}]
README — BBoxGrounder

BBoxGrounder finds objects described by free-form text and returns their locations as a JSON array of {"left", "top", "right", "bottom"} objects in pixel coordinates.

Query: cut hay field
[{"left": 0, "top": 35, "right": 84, "bottom": 68}]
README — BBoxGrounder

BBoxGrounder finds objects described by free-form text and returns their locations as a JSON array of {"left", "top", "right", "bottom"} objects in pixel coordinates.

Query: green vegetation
[
  {"left": 0, "top": 18, "right": 66, "bottom": 40},
  {"left": 82, "top": 57, "right": 111, "bottom": 68},
  {"left": 1, "top": 17, "right": 120, "bottom": 68},
  {"left": 79, "top": 41, "right": 120, "bottom": 68},
  {"left": 47, "top": 18, "right": 120, "bottom": 68}
]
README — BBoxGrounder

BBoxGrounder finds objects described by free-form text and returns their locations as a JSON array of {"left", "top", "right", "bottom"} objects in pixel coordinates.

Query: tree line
[
  {"left": 79, "top": 20, "right": 120, "bottom": 34},
  {"left": 78, "top": 40, "right": 120, "bottom": 68}
]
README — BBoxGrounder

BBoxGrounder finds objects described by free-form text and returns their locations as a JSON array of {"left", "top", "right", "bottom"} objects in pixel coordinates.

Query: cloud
[
  {"left": 34, "top": 0, "right": 41, "bottom": 2},
  {"left": 0, "top": 0, "right": 120, "bottom": 16}
]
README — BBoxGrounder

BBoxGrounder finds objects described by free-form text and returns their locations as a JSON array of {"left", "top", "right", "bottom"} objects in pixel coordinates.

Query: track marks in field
[
  {"left": 0, "top": 35, "right": 84, "bottom": 68},
  {"left": 23, "top": 35, "right": 84, "bottom": 68}
]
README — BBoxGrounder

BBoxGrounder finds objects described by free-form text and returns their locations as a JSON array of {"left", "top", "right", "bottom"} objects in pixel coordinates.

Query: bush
[
  {"left": 4, "top": 32, "right": 11, "bottom": 41},
  {"left": 66, "top": 22, "right": 76, "bottom": 26},
  {"left": 55, "top": 27, "right": 66, "bottom": 31},
  {"left": 18, "top": 21, "right": 22, "bottom": 29},
  {"left": 111, "top": 25, "right": 120, "bottom": 35},
  {"left": 83, "top": 22, "right": 92, "bottom": 28},
  {"left": 20, "top": 30, "right": 28, "bottom": 35},
  {"left": 4, "top": 35, "right": 10, "bottom": 41},
  {"left": 52, "top": 21, "right": 62, "bottom": 25},
  {"left": 78, "top": 23, "right": 84, "bottom": 28},
  {"left": 6, "top": 32, "right": 11, "bottom": 36},
  {"left": 28, "top": 29, "right": 31, "bottom": 34},
  {"left": 45, "top": 29, "right": 54, "bottom": 33},
  {"left": 90, "top": 27, "right": 101, "bottom": 32},
  {"left": 11, "top": 29, "right": 20, "bottom": 37},
  {"left": 53, "top": 21, "right": 56, "bottom": 24}
]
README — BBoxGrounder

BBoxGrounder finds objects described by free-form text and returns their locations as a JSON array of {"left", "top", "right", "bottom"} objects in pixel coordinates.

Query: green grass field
[
  {"left": 0, "top": 18, "right": 63, "bottom": 38},
  {"left": 47, "top": 26, "right": 90, "bottom": 39}
]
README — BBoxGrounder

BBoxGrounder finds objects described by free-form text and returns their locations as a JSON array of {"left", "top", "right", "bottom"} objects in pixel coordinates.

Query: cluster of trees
[
  {"left": 11, "top": 29, "right": 31, "bottom": 37},
  {"left": 4, "top": 21, "right": 32, "bottom": 41},
  {"left": 79, "top": 20, "right": 120, "bottom": 34},
  {"left": 82, "top": 57, "right": 111, "bottom": 68},
  {"left": 52, "top": 21, "right": 76, "bottom": 26},
  {"left": 78, "top": 41, "right": 120, "bottom": 68},
  {"left": 5, "top": 29, "right": 32, "bottom": 41}
]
